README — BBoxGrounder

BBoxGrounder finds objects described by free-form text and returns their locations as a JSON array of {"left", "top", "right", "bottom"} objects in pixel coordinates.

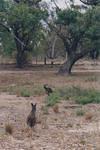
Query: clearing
[{"left": 0, "top": 60, "right": 100, "bottom": 150}]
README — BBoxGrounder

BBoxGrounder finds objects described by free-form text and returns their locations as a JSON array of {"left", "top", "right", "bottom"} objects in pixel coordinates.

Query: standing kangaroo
[
  {"left": 44, "top": 84, "right": 53, "bottom": 96},
  {"left": 27, "top": 103, "right": 37, "bottom": 128}
]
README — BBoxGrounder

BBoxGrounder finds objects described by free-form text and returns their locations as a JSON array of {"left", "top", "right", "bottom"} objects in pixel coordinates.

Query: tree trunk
[
  {"left": 44, "top": 56, "right": 47, "bottom": 65},
  {"left": 58, "top": 53, "right": 77, "bottom": 75},
  {"left": 58, "top": 48, "right": 91, "bottom": 75},
  {"left": 16, "top": 50, "right": 25, "bottom": 68},
  {"left": 36, "top": 56, "right": 38, "bottom": 64},
  {"left": 51, "top": 60, "right": 54, "bottom": 65},
  {"left": 15, "top": 37, "right": 27, "bottom": 68},
  {"left": 15, "top": 44, "right": 27, "bottom": 68}
]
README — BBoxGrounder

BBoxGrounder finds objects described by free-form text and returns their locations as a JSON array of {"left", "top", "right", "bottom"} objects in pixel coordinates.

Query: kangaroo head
[
  {"left": 44, "top": 84, "right": 48, "bottom": 88},
  {"left": 31, "top": 103, "right": 37, "bottom": 113}
]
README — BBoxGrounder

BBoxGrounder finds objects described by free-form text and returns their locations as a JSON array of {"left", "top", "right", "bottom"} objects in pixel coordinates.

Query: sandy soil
[{"left": 0, "top": 61, "right": 100, "bottom": 150}]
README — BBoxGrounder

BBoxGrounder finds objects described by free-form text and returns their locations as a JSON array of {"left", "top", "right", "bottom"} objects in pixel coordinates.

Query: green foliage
[
  {"left": 86, "top": 6, "right": 100, "bottom": 53},
  {"left": 46, "top": 86, "right": 100, "bottom": 106},
  {"left": 0, "top": 32, "right": 16, "bottom": 56},
  {"left": 59, "top": 86, "right": 100, "bottom": 105},
  {"left": 0, "top": 0, "right": 48, "bottom": 66},
  {"left": 33, "top": 86, "right": 45, "bottom": 96},
  {"left": 46, "top": 91, "right": 61, "bottom": 107},
  {"left": 0, "top": 84, "right": 45, "bottom": 97},
  {"left": 7, "top": 2, "right": 47, "bottom": 49},
  {"left": 59, "top": 86, "right": 83, "bottom": 100},
  {"left": 8, "top": 3, "right": 46, "bottom": 27},
  {"left": 0, "top": 0, "right": 9, "bottom": 12},
  {"left": 54, "top": 5, "right": 100, "bottom": 73},
  {"left": 76, "top": 109, "right": 85, "bottom": 116},
  {"left": 20, "top": 88, "right": 31, "bottom": 97},
  {"left": 85, "top": 76, "right": 98, "bottom": 82},
  {"left": 57, "top": 9, "right": 81, "bottom": 25},
  {"left": 57, "top": 8, "right": 86, "bottom": 37},
  {"left": 76, "top": 90, "right": 100, "bottom": 104},
  {"left": 0, "top": 83, "right": 100, "bottom": 105}
]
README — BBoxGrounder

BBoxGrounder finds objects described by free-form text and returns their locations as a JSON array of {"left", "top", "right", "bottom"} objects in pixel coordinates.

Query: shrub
[
  {"left": 59, "top": 86, "right": 85, "bottom": 100},
  {"left": 20, "top": 88, "right": 31, "bottom": 97},
  {"left": 46, "top": 91, "right": 61, "bottom": 106},
  {"left": 33, "top": 86, "right": 45, "bottom": 96},
  {"left": 59, "top": 86, "right": 100, "bottom": 105},
  {"left": 5, "top": 123, "right": 13, "bottom": 135},
  {"left": 85, "top": 76, "right": 98, "bottom": 82},
  {"left": 76, "top": 109, "right": 85, "bottom": 116},
  {"left": 75, "top": 89, "right": 100, "bottom": 105}
]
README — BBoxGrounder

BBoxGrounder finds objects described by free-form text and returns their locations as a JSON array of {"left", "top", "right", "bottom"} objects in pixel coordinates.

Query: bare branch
[
  {"left": 80, "top": 0, "right": 100, "bottom": 5},
  {"left": 0, "top": 22, "right": 25, "bottom": 47},
  {"left": 0, "top": 22, "right": 10, "bottom": 32},
  {"left": 51, "top": 0, "right": 61, "bottom": 11}
]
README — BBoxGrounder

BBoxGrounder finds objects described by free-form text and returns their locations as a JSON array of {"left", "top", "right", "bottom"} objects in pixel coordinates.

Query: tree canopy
[
  {"left": 0, "top": 0, "right": 47, "bottom": 67},
  {"left": 0, "top": 0, "right": 100, "bottom": 74},
  {"left": 47, "top": 1, "right": 100, "bottom": 74}
]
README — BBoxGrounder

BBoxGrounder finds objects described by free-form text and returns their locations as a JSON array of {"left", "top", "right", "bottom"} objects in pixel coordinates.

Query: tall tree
[
  {"left": 0, "top": 0, "right": 47, "bottom": 67},
  {"left": 47, "top": 3, "right": 100, "bottom": 74}
]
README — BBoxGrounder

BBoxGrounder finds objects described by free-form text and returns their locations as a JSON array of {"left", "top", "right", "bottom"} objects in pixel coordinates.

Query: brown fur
[
  {"left": 44, "top": 84, "right": 53, "bottom": 96},
  {"left": 27, "top": 103, "right": 36, "bottom": 128}
]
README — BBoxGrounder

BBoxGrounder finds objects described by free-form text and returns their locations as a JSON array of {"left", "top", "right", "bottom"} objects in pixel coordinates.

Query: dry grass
[
  {"left": 0, "top": 62, "right": 100, "bottom": 149},
  {"left": 76, "top": 109, "right": 85, "bottom": 116},
  {"left": 85, "top": 113, "right": 93, "bottom": 121},
  {"left": 5, "top": 123, "right": 13, "bottom": 135},
  {"left": 52, "top": 104, "right": 59, "bottom": 113},
  {"left": 41, "top": 105, "right": 49, "bottom": 115}
]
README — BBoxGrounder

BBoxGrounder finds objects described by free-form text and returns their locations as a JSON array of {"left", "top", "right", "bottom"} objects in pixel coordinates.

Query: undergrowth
[
  {"left": 0, "top": 85, "right": 45, "bottom": 97},
  {"left": 59, "top": 86, "right": 100, "bottom": 105},
  {"left": 46, "top": 91, "right": 61, "bottom": 106},
  {"left": 0, "top": 84, "right": 100, "bottom": 105},
  {"left": 46, "top": 86, "right": 100, "bottom": 106}
]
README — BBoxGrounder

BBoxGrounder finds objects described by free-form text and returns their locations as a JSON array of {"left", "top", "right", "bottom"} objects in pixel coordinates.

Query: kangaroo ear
[
  {"left": 31, "top": 103, "right": 37, "bottom": 107},
  {"left": 34, "top": 103, "right": 37, "bottom": 107},
  {"left": 31, "top": 103, "right": 33, "bottom": 107}
]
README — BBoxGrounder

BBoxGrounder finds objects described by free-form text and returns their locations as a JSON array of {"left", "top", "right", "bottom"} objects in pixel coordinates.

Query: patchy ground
[{"left": 0, "top": 60, "right": 100, "bottom": 150}]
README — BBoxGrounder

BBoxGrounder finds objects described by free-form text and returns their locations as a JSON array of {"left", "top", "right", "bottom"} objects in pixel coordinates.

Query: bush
[
  {"left": 33, "top": 86, "right": 45, "bottom": 96},
  {"left": 59, "top": 86, "right": 100, "bottom": 105},
  {"left": 20, "top": 88, "right": 31, "bottom": 97},
  {"left": 75, "top": 89, "right": 100, "bottom": 105},
  {"left": 46, "top": 91, "right": 61, "bottom": 106},
  {"left": 0, "top": 85, "right": 45, "bottom": 97},
  {"left": 59, "top": 86, "right": 85, "bottom": 100},
  {"left": 85, "top": 76, "right": 98, "bottom": 82},
  {"left": 76, "top": 109, "right": 85, "bottom": 116}
]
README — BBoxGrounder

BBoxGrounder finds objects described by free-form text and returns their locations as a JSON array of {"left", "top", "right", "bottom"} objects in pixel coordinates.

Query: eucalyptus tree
[
  {"left": 47, "top": 0, "right": 100, "bottom": 74},
  {"left": 0, "top": 0, "right": 47, "bottom": 67}
]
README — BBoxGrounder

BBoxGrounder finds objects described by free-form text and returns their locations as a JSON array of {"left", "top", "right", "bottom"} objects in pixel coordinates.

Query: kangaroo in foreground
[{"left": 27, "top": 103, "right": 37, "bottom": 128}]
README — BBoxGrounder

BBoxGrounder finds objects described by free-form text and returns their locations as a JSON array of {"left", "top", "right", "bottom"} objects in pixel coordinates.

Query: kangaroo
[
  {"left": 27, "top": 103, "right": 37, "bottom": 128},
  {"left": 44, "top": 84, "right": 53, "bottom": 96}
]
